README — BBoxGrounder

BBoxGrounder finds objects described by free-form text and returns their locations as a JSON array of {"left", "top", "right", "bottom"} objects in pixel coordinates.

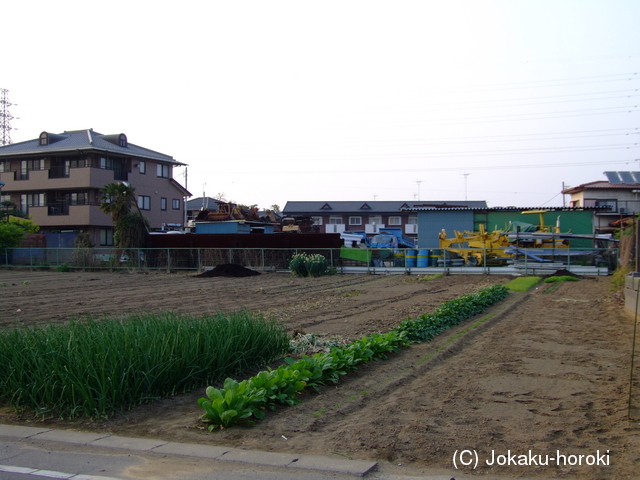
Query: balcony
[
  {"left": 28, "top": 204, "right": 112, "bottom": 227},
  {"left": 405, "top": 224, "right": 418, "bottom": 235},
  {"left": 365, "top": 224, "right": 386, "bottom": 234},
  {"left": 0, "top": 167, "right": 128, "bottom": 192},
  {"left": 325, "top": 224, "right": 346, "bottom": 234}
]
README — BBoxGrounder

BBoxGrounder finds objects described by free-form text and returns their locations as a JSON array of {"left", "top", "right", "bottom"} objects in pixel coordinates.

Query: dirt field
[{"left": 0, "top": 269, "right": 638, "bottom": 479}]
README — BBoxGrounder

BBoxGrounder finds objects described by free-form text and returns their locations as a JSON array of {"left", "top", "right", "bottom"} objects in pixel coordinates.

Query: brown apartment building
[{"left": 0, "top": 129, "right": 190, "bottom": 246}]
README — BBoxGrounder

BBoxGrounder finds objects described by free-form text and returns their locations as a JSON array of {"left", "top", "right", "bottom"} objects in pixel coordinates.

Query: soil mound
[
  {"left": 196, "top": 264, "right": 261, "bottom": 278},
  {"left": 549, "top": 268, "right": 580, "bottom": 278}
]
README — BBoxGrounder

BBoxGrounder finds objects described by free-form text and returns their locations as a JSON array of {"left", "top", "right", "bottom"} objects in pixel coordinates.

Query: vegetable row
[{"left": 199, "top": 284, "right": 510, "bottom": 429}]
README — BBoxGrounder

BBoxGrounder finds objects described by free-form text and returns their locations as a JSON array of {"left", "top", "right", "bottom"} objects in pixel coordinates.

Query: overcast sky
[{"left": 2, "top": 1, "right": 639, "bottom": 209}]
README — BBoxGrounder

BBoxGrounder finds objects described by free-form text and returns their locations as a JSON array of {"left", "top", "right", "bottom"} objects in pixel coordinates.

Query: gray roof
[
  {"left": 283, "top": 200, "right": 488, "bottom": 214},
  {"left": 186, "top": 197, "right": 225, "bottom": 210},
  {"left": 0, "top": 129, "right": 184, "bottom": 165}
]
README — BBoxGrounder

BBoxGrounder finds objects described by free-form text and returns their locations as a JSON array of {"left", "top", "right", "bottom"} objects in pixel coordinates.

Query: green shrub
[{"left": 289, "top": 253, "right": 329, "bottom": 277}]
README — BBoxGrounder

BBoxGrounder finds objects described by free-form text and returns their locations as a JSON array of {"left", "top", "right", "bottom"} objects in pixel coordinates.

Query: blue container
[
  {"left": 406, "top": 249, "right": 417, "bottom": 267},
  {"left": 417, "top": 249, "right": 430, "bottom": 267}
]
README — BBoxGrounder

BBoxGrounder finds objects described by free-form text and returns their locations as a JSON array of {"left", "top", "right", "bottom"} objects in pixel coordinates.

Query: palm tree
[
  {"left": 99, "top": 182, "right": 147, "bottom": 249},
  {"left": 99, "top": 182, "right": 136, "bottom": 225}
]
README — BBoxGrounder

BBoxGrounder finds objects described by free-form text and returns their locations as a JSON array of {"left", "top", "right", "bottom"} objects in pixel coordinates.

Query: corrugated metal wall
[
  {"left": 416, "top": 209, "right": 598, "bottom": 249},
  {"left": 417, "top": 211, "right": 475, "bottom": 248}
]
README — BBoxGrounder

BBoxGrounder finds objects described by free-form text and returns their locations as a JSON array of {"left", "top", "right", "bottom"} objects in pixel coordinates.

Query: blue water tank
[
  {"left": 417, "top": 249, "right": 430, "bottom": 267},
  {"left": 406, "top": 249, "right": 417, "bottom": 267}
]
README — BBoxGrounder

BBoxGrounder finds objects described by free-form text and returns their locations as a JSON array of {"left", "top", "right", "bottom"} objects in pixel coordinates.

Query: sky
[{"left": 2, "top": 1, "right": 639, "bottom": 210}]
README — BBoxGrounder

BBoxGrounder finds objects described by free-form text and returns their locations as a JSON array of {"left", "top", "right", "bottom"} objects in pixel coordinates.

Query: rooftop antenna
[
  {"left": 0, "top": 88, "right": 14, "bottom": 146},
  {"left": 202, "top": 183, "right": 207, "bottom": 210},
  {"left": 416, "top": 180, "right": 422, "bottom": 201}
]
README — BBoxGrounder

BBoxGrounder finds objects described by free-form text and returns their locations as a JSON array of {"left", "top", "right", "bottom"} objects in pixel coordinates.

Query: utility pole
[{"left": 416, "top": 180, "right": 422, "bottom": 201}]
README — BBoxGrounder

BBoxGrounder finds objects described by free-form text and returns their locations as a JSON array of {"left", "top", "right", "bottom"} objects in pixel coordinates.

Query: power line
[{"left": 215, "top": 158, "right": 640, "bottom": 176}]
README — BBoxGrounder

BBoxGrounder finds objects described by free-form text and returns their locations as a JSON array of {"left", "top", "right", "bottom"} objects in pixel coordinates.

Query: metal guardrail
[{"left": 0, "top": 246, "right": 617, "bottom": 275}]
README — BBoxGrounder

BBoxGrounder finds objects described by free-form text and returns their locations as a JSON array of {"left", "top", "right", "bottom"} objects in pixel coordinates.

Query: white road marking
[{"left": 0, "top": 464, "right": 120, "bottom": 480}]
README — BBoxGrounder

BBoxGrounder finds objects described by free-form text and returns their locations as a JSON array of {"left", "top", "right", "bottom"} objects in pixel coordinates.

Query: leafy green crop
[
  {"left": 199, "top": 331, "right": 407, "bottom": 430},
  {"left": 198, "top": 378, "right": 267, "bottom": 430},
  {"left": 393, "top": 285, "right": 510, "bottom": 342},
  {"left": 544, "top": 275, "right": 579, "bottom": 283}
]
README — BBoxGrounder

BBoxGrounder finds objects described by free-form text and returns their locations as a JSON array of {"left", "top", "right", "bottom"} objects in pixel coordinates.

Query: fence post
[
  {"left": 483, "top": 247, "right": 487, "bottom": 274},
  {"left": 167, "top": 248, "right": 171, "bottom": 273},
  {"left": 198, "top": 248, "right": 201, "bottom": 272}
]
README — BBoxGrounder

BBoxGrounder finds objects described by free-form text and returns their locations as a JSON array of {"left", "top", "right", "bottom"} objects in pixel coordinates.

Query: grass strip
[
  {"left": 504, "top": 276, "right": 541, "bottom": 291},
  {"left": 0, "top": 311, "right": 288, "bottom": 419}
]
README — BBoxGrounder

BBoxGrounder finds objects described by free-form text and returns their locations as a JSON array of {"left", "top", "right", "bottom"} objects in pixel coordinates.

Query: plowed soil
[{"left": 0, "top": 269, "right": 638, "bottom": 479}]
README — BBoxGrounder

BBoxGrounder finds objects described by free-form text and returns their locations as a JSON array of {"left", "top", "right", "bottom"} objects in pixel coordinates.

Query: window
[
  {"left": 388, "top": 216, "right": 402, "bottom": 225},
  {"left": 368, "top": 215, "right": 382, "bottom": 225},
  {"left": 161, "top": 197, "right": 167, "bottom": 211},
  {"left": 349, "top": 216, "right": 362, "bottom": 226},
  {"left": 118, "top": 134, "right": 127, "bottom": 147},
  {"left": 595, "top": 199, "right": 617, "bottom": 212},
  {"left": 21, "top": 193, "right": 45, "bottom": 207},
  {"left": 138, "top": 161, "right": 146, "bottom": 174},
  {"left": 0, "top": 160, "right": 9, "bottom": 172},
  {"left": 69, "top": 192, "right": 87, "bottom": 205},
  {"left": 138, "top": 195, "right": 151, "bottom": 210},
  {"left": 100, "top": 228, "right": 114, "bottom": 246},
  {"left": 329, "top": 216, "right": 343, "bottom": 224},
  {"left": 39, "top": 132, "right": 48, "bottom": 146},
  {"left": 311, "top": 216, "right": 323, "bottom": 226},
  {"left": 157, "top": 164, "right": 171, "bottom": 178},
  {"left": 408, "top": 216, "right": 418, "bottom": 225},
  {"left": 172, "top": 198, "right": 181, "bottom": 210},
  {"left": 19, "top": 159, "right": 44, "bottom": 180}
]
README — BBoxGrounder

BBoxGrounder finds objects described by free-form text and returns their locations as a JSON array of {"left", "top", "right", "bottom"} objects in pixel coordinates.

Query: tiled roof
[
  {"left": 561, "top": 181, "right": 640, "bottom": 194},
  {"left": 0, "top": 129, "right": 183, "bottom": 165},
  {"left": 283, "top": 200, "right": 487, "bottom": 214}
]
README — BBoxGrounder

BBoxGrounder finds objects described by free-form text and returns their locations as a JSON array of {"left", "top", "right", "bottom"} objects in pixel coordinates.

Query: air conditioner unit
[{"left": 619, "top": 207, "right": 627, "bottom": 214}]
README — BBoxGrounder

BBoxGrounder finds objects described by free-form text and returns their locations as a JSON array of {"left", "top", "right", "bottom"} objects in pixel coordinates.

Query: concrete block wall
[{"left": 625, "top": 273, "right": 640, "bottom": 315}]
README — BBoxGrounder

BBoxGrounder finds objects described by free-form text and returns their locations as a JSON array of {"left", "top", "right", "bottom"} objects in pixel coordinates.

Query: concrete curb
[{"left": 0, "top": 424, "right": 378, "bottom": 477}]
